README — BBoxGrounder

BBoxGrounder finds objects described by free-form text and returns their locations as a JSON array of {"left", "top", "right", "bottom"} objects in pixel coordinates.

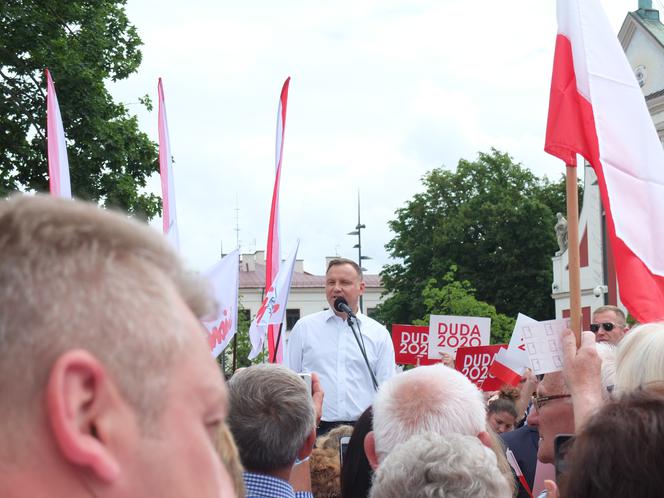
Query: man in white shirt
[{"left": 286, "top": 258, "right": 396, "bottom": 434}]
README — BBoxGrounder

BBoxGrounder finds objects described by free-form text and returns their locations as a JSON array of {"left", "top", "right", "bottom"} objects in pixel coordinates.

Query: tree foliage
[
  {"left": 378, "top": 149, "right": 567, "bottom": 326},
  {"left": 412, "top": 266, "right": 515, "bottom": 344},
  {"left": 0, "top": 0, "right": 160, "bottom": 217}
]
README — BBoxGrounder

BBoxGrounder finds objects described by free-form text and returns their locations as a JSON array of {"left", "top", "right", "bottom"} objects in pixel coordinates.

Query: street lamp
[{"left": 348, "top": 192, "right": 370, "bottom": 312}]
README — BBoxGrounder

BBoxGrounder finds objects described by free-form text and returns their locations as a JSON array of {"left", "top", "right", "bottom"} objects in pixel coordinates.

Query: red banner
[
  {"left": 392, "top": 324, "right": 440, "bottom": 366},
  {"left": 455, "top": 344, "right": 508, "bottom": 391}
]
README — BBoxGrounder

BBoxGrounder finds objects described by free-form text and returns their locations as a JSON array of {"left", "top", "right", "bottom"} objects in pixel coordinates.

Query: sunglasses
[
  {"left": 589, "top": 322, "right": 622, "bottom": 333},
  {"left": 532, "top": 393, "right": 571, "bottom": 411}
]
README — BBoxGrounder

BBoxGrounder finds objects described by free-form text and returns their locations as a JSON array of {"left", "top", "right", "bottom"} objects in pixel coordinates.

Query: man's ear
[
  {"left": 477, "top": 430, "right": 493, "bottom": 449},
  {"left": 297, "top": 427, "right": 317, "bottom": 461},
  {"left": 364, "top": 431, "right": 379, "bottom": 470},
  {"left": 46, "top": 350, "right": 122, "bottom": 482}
]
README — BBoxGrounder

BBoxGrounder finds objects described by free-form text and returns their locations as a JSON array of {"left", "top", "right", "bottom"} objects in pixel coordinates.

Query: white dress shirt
[{"left": 285, "top": 309, "right": 396, "bottom": 422}]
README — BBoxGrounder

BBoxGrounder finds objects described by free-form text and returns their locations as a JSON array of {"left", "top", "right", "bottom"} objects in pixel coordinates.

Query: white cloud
[{"left": 112, "top": 0, "right": 636, "bottom": 275}]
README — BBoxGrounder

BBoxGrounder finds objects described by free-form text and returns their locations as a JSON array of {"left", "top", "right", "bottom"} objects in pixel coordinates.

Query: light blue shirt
[
  {"left": 244, "top": 471, "right": 313, "bottom": 498},
  {"left": 285, "top": 309, "right": 396, "bottom": 421}
]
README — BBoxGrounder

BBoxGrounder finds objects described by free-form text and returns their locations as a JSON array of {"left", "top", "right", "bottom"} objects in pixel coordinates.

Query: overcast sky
[{"left": 110, "top": 0, "right": 640, "bottom": 276}]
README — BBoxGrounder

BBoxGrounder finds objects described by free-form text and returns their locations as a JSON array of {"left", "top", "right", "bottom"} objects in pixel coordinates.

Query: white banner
[
  {"left": 202, "top": 249, "right": 240, "bottom": 359},
  {"left": 427, "top": 314, "right": 491, "bottom": 358}
]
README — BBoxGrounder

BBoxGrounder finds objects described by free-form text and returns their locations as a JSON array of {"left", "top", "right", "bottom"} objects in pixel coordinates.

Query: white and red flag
[
  {"left": 487, "top": 313, "right": 534, "bottom": 386},
  {"left": 158, "top": 78, "right": 180, "bottom": 249},
  {"left": 45, "top": 69, "right": 72, "bottom": 198},
  {"left": 248, "top": 240, "right": 299, "bottom": 360},
  {"left": 264, "top": 77, "right": 290, "bottom": 362},
  {"left": 545, "top": 0, "right": 664, "bottom": 322},
  {"left": 202, "top": 249, "right": 240, "bottom": 359}
]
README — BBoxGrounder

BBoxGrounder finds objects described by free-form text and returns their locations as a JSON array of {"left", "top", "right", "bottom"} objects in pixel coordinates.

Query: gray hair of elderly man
[
  {"left": 365, "top": 364, "right": 489, "bottom": 467},
  {"left": 226, "top": 364, "right": 316, "bottom": 473},
  {"left": 369, "top": 432, "right": 512, "bottom": 498}
]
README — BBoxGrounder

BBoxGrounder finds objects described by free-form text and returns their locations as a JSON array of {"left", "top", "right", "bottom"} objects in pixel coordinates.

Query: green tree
[
  {"left": 378, "top": 149, "right": 567, "bottom": 326},
  {"left": 0, "top": 1, "right": 160, "bottom": 217},
  {"left": 412, "top": 266, "right": 515, "bottom": 344}
]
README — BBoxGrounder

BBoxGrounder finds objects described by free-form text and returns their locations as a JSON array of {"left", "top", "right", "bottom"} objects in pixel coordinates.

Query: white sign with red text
[{"left": 427, "top": 315, "right": 491, "bottom": 359}]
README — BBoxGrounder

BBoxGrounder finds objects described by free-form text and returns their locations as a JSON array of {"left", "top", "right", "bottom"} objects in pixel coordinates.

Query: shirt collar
[
  {"left": 243, "top": 471, "right": 296, "bottom": 498},
  {"left": 324, "top": 307, "right": 366, "bottom": 324}
]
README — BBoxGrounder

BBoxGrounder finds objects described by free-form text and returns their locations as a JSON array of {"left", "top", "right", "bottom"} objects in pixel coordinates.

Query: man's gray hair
[
  {"left": 227, "top": 364, "right": 315, "bottom": 472},
  {"left": 0, "top": 195, "right": 213, "bottom": 457},
  {"left": 369, "top": 432, "right": 511, "bottom": 498},
  {"left": 372, "top": 364, "right": 486, "bottom": 463}
]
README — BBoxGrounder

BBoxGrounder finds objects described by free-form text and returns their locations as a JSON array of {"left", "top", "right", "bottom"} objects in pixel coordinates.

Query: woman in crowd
[{"left": 487, "top": 388, "right": 519, "bottom": 434}]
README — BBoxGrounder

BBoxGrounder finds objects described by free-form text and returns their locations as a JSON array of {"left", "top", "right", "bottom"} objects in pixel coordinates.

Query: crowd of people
[{"left": 1, "top": 194, "right": 663, "bottom": 498}]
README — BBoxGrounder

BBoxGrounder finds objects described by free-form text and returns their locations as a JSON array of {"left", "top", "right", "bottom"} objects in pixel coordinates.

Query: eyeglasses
[
  {"left": 532, "top": 393, "right": 571, "bottom": 411},
  {"left": 589, "top": 322, "right": 623, "bottom": 333}
]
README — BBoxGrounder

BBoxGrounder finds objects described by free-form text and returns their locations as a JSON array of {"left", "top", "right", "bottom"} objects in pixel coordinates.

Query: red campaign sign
[
  {"left": 392, "top": 324, "right": 441, "bottom": 366},
  {"left": 455, "top": 344, "right": 508, "bottom": 391}
]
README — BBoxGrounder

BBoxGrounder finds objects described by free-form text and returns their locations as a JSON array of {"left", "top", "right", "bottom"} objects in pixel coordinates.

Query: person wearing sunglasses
[{"left": 590, "top": 305, "right": 629, "bottom": 345}]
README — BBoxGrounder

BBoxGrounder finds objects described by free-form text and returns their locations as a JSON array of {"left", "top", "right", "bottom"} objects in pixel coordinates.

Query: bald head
[{"left": 372, "top": 364, "right": 486, "bottom": 463}]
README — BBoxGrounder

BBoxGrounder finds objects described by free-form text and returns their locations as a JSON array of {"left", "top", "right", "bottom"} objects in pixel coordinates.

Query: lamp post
[{"left": 347, "top": 192, "right": 371, "bottom": 313}]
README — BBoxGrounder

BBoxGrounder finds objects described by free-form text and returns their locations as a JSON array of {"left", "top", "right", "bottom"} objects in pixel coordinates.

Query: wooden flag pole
[{"left": 566, "top": 163, "right": 582, "bottom": 346}]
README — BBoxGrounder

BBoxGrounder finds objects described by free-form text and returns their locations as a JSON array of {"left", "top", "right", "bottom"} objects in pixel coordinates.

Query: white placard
[
  {"left": 506, "top": 313, "right": 538, "bottom": 371},
  {"left": 521, "top": 318, "right": 570, "bottom": 375},
  {"left": 427, "top": 315, "right": 491, "bottom": 359}
]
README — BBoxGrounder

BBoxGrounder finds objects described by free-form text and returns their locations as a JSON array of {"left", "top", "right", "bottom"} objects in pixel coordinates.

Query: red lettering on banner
[{"left": 208, "top": 309, "right": 233, "bottom": 350}]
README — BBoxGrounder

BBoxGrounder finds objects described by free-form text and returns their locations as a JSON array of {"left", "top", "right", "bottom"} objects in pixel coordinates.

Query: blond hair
[
  {"left": 216, "top": 424, "right": 245, "bottom": 498},
  {"left": 615, "top": 322, "right": 664, "bottom": 393},
  {"left": 0, "top": 195, "right": 213, "bottom": 451}
]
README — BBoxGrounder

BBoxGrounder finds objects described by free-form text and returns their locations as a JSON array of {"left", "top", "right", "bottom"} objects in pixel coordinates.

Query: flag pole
[
  {"left": 566, "top": 163, "right": 582, "bottom": 346},
  {"left": 271, "top": 323, "right": 284, "bottom": 363}
]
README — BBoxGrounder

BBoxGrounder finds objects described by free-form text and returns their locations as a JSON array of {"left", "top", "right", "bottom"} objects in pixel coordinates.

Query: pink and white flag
[
  {"left": 265, "top": 77, "right": 290, "bottom": 363},
  {"left": 202, "top": 249, "right": 240, "bottom": 359},
  {"left": 158, "top": 78, "right": 180, "bottom": 249},
  {"left": 45, "top": 69, "right": 72, "bottom": 198},
  {"left": 248, "top": 240, "right": 299, "bottom": 360},
  {"left": 545, "top": 0, "right": 664, "bottom": 322}
]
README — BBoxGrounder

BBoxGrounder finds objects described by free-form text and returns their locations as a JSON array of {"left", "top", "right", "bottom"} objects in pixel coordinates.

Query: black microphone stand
[{"left": 346, "top": 313, "right": 379, "bottom": 391}]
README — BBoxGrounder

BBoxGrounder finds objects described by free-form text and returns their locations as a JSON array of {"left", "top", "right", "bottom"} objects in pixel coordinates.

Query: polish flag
[
  {"left": 202, "top": 249, "right": 240, "bottom": 359},
  {"left": 545, "top": 0, "right": 664, "bottom": 322},
  {"left": 45, "top": 69, "right": 72, "bottom": 198},
  {"left": 265, "top": 77, "right": 290, "bottom": 363},
  {"left": 488, "top": 348, "right": 526, "bottom": 387},
  {"left": 487, "top": 313, "right": 533, "bottom": 386},
  {"left": 506, "top": 448, "right": 534, "bottom": 498},
  {"left": 249, "top": 240, "right": 299, "bottom": 360},
  {"left": 158, "top": 78, "right": 180, "bottom": 249}
]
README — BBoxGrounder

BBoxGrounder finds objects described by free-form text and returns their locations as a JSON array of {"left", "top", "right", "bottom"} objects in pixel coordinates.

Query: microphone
[{"left": 334, "top": 297, "right": 356, "bottom": 317}]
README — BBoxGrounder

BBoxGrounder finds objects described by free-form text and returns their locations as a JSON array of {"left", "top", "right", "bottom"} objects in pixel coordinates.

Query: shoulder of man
[
  {"left": 359, "top": 314, "right": 391, "bottom": 336},
  {"left": 292, "top": 309, "right": 330, "bottom": 329}
]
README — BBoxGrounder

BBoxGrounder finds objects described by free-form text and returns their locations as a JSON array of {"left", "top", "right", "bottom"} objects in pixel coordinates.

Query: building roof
[
  {"left": 239, "top": 262, "right": 383, "bottom": 289},
  {"left": 631, "top": 9, "right": 664, "bottom": 49}
]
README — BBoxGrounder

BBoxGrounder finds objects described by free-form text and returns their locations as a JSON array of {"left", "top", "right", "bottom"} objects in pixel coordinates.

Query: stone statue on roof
[{"left": 555, "top": 212, "right": 568, "bottom": 255}]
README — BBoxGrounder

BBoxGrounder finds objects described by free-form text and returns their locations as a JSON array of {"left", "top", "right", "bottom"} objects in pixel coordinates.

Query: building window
[{"left": 286, "top": 309, "right": 301, "bottom": 330}]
